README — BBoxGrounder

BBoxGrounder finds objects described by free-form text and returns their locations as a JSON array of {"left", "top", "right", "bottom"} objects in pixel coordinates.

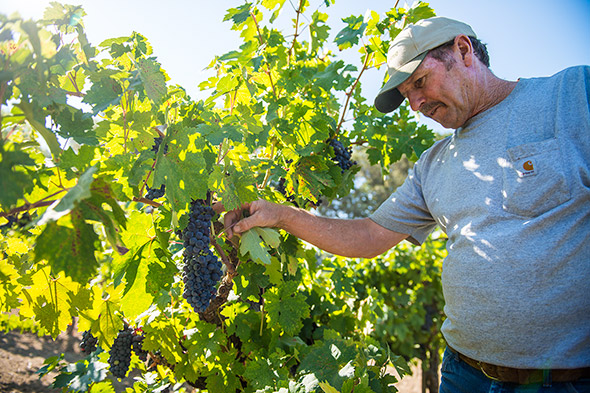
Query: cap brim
[{"left": 374, "top": 52, "right": 427, "bottom": 113}]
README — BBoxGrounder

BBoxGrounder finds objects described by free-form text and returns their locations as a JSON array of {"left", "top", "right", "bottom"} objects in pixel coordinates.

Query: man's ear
[{"left": 454, "top": 35, "right": 474, "bottom": 66}]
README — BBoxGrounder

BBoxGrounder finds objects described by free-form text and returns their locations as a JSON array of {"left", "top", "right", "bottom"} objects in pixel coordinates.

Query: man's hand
[{"left": 223, "top": 200, "right": 286, "bottom": 239}]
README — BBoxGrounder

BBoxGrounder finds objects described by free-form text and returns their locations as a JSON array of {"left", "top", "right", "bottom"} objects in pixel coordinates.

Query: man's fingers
[
  {"left": 223, "top": 203, "right": 251, "bottom": 238},
  {"left": 233, "top": 215, "right": 255, "bottom": 234}
]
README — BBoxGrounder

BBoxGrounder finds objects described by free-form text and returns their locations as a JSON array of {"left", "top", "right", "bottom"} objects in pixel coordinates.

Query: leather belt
[{"left": 449, "top": 346, "right": 590, "bottom": 385}]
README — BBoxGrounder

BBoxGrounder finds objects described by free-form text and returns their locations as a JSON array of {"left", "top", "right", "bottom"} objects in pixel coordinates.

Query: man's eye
[{"left": 415, "top": 77, "right": 425, "bottom": 88}]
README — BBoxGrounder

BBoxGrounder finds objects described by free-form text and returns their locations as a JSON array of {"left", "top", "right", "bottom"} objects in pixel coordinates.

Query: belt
[{"left": 449, "top": 346, "right": 590, "bottom": 385}]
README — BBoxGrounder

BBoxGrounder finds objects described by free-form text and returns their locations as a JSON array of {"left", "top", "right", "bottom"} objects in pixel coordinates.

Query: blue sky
[{"left": 1, "top": 0, "right": 589, "bottom": 133}]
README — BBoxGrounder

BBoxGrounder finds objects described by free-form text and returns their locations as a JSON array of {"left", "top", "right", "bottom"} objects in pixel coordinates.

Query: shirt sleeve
[{"left": 369, "top": 158, "right": 437, "bottom": 246}]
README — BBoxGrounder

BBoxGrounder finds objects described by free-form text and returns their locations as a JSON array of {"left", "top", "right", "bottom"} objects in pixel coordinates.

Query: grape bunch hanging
[
  {"left": 80, "top": 330, "right": 98, "bottom": 354},
  {"left": 181, "top": 200, "right": 223, "bottom": 313},
  {"left": 145, "top": 136, "right": 169, "bottom": 201},
  {"left": 107, "top": 327, "right": 149, "bottom": 378},
  {"left": 108, "top": 327, "right": 134, "bottom": 378},
  {"left": 132, "top": 332, "right": 148, "bottom": 361},
  {"left": 328, "top": 138, "right": 356, "bottom": 172}
]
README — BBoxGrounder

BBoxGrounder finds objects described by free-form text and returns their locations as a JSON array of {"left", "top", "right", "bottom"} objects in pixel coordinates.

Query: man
[{"left": 224, "top": 17, "right": 590, "bottom": 392}]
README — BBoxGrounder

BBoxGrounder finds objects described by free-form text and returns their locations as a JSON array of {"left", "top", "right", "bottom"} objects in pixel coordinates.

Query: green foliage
[{"left": 0, "top": 1, "right": 443, "bottom": 392}]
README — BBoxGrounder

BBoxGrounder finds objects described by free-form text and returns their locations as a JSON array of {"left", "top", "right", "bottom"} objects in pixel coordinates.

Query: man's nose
[{"left": 407, "top": 91, "right": 425, "bottom": 112}]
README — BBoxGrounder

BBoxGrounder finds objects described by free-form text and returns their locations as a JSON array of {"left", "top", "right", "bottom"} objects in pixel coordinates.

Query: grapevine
[{"left": 0, "top": 2, "right": 442, "bottom": 392}]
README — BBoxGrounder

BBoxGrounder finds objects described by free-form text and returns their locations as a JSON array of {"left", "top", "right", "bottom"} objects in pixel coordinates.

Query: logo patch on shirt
[{"left": 519, "top": 160, "right": 537, "bottom": 177}]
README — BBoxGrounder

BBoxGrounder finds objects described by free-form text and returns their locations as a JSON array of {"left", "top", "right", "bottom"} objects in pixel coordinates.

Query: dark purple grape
[
  {"left": 80, "top": 330, "right": 98, "bottom": 354},
  {"left": 108, "top": 327, "right": 134, "bottom": 378},
  {"left": 181, "top": 200, "right": 222, "bottom": 313}
]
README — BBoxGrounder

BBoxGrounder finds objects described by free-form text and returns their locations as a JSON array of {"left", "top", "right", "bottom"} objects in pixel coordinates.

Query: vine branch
[
  {"left": 336, "top": 50, "right": 372, "bottom": 134},
  {"left": 0, "top": 189, "right": 69, "bottom": 219},
  {"left": 288, "top": 0, "right": 305, "bottom": 65},
  {"left": 250, "top": 11, "right": 278, "bottom": 100}
]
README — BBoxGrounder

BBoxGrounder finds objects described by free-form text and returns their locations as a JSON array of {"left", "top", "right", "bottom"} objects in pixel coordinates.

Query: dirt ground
[{"left": 0, "top": 330, "right": 424, "bottom": 393}]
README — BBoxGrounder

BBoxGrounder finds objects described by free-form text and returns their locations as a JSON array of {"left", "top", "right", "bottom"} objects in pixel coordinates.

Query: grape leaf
[
  {"left": 137, "top": 57, "right": 167, "bottom": 104},
  {"left": 82, "top": 76, "right": 122, "bottom": 114},
  {"left": 57, "top": 353, "right": 108, "bottom": 392},
  {"left": 0, "top": 140, "right": 36, "bottom": 209},
  {"left": 256, "top": 227, "right": 280, "bottom": 248},
  {"left": 294, "top": 156, "right": 334, "bottom": 203},
  {"left": 120, "top": 245, "right": 157, "bottom": 320},
  {"left": 34, "top": 208, "right": 99, "bottom": 282},
  {"left": 224, "top": 4, "right": 252, "bottom": 26},
  {"left": 263, "top": 280, "right": 310, "bottom": 336},
  {"left": 335, "top": 15, "right": 367, "bottom": 50},
  {"left": 242, "top": 357, "right": 281, "bottom": 390},
  {"left": 239, "top": 228, "right": 280, "bottom": 265},
  {"left": 77, "top": 284, "right": 123, "bottom": 347},
  {"left": 19, "top": 265, "right": 80, "bottom": 339},
  {"left": 297, "top": 339, "right": 358, "bottom": 392},
  {"left": 54, "top": 106, "right": 97, "bottom": 145},
  {"left": 152, "top": 125, "right": 210, "bottom": 212},
  {"left": 318, "top": 381, "right": 340, "bottom": 393},
  {"left": 54, "top": 166, "right": 97, "bottom": 212},
  {"left": 0, "top": 259, "right": 22, "bottom": 312},
  {"left": 58, "top": 145, "right": 96, "bottom": 180}
]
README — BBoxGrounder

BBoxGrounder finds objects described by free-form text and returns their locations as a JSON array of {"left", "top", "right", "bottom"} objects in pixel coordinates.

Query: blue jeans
[{"left": 439, "top": 347, "right": 590, "bottom": 393}]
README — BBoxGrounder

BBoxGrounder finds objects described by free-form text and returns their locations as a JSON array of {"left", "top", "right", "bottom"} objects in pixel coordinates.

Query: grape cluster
[
  {"left": 329, "top": 138, "right": 356, "bottom": 172},
  {"left": 277, "top": 177, "right": 298, "bottom": 206},
  {"left": 145, "top": 184, "right": 165, "bottom": 200},
  {"left": 108, "top": 327, "right": 134, "bottom": 378},
  {"left": 144, "top": 136, "right": 169, "bottom": 200},
  {"left": 132, "top": 333, "right": 148, "bottom": 361},
  {"left": 80, "top": 330, "right": 98, "bottom": 354},
  {"left": 276, "top": 177, "right": 321, "bottom": 208},
  {"left": 151, "top": 136, "right": 169, "bottom": 154},
  {"left": 0, "top": 212, "right": 31, "bottom": 231},
  {"left": 181, "top": 200, "right": 223, "bottom": 313}
]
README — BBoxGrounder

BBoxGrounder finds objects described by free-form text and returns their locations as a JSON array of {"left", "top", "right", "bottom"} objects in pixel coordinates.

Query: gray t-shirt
[{"left": 370, "top": 66, "right": 590, "bottom": 369}]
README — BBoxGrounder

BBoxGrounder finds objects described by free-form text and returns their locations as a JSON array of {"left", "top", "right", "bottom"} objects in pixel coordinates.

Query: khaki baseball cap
[{"left": 374, "top": 17, "right": 476, "bottom": 113}]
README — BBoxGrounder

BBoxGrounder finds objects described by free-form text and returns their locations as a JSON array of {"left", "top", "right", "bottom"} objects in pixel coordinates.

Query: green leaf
[
  {"left": 34, "top": 208, "right": 99, "bottom": 282},
  {"left": 53, "top": 166, "right": 97, "bottom": 212},
  {"left": 319, "top": 381, "right": 340, "bottom": 393},
  {"left": 0, "top": 140, "right": 36, "bottom": 209},
  {"left": 298, "top": 339, "right": 358, "bottom": 392},
  {"left": 60, "top": 353, "right": 108, "bottom": 392},
  {"left": 223, "top": 4, "right": 252, "bottom": 26},
  {"left": 137, "top": 57, "right": 167, "bottom": 104},
  {"left": 58, "top": 145, "right": 96, "bottom": 180},
  {"left": 82, "top": 76, "right": 123, "bottom": 114},
  {"left": 294, "top": 156, "right": 335, "bottom": 203},
  {"left": 243, "top": 357, "right": 281, "bottom": 390},
  {"left": 54, "top": 106, "right": 98, "bottom": 145},
  {"left": 264, "top": 280, "right": 310, "bottom": 336},
  {"left": 152, "top": 125, "right": 211, "bottom": 212},
  {"left": 17, "top": 101, "right": 61, "bottom": 160},
  {"left": 310, "top": 11, "right": 330, "bottom": 54},
  {"left": 240, "top": 229, "right": 272, "bottom": 265},
  {"left": 335, "top": 15, "right": 367, "bottom": 50},
  {"left": 120, "top": 246, "right": 158, "bottom": 320},
  {"left": 255, "top": 227, "right": 280, "bottom": 248},
  {"left": 217, "top": 167, "right": 258, "bottom": 211}
]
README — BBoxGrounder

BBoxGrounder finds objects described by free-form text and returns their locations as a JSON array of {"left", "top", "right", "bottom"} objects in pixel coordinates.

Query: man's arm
[{"left": 224, "top": 200, "right": 408, "bottom": 259}]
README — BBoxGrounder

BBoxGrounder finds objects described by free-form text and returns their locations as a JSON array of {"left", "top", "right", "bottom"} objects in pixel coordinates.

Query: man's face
[{"left": 397, "top": 51, "right": 472, "bottom": 129}]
